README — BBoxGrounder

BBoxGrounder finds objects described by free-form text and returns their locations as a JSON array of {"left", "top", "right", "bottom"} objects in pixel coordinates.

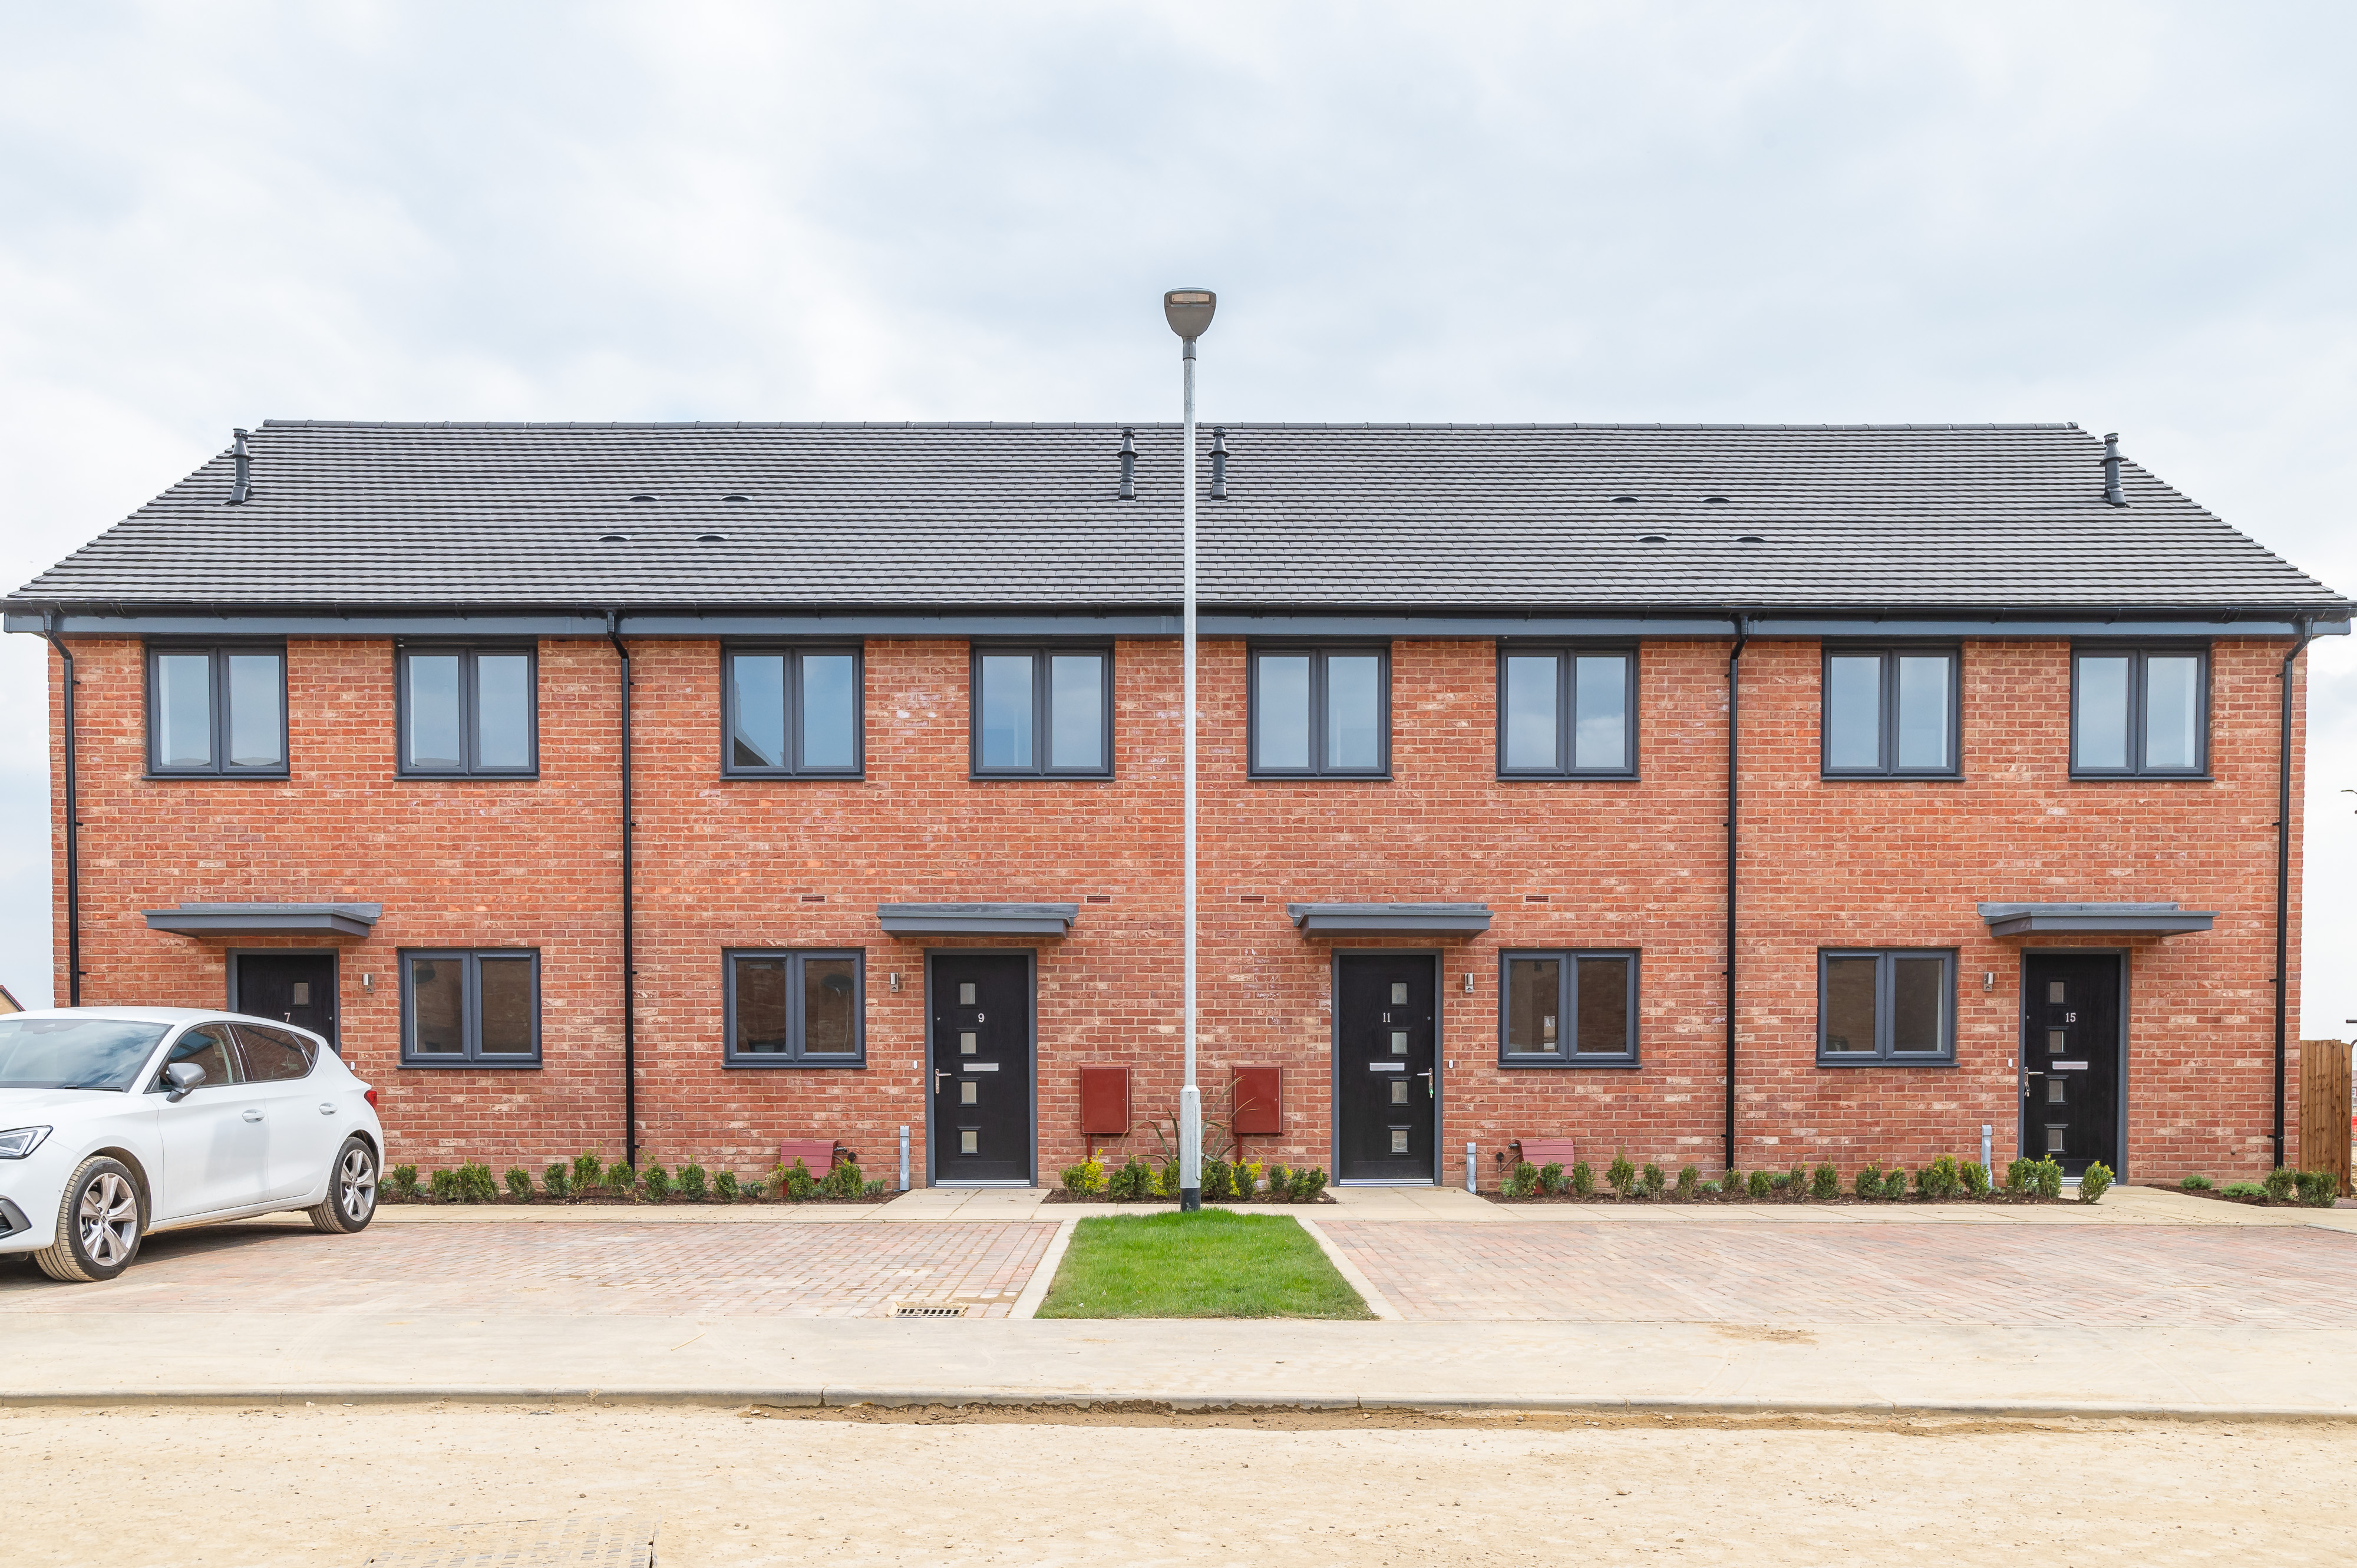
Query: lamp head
[{"left": 1163, "top": 288, "right": 1216, "bottom": 341}]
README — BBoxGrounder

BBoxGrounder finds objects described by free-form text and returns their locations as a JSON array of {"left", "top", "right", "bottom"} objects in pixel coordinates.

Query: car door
[
  {"left": 147, "top": 1022, "right": 269, "bottom": 1220},
  {"left": 233, "top": 1023, "right": 338, "bottom": 1201}
]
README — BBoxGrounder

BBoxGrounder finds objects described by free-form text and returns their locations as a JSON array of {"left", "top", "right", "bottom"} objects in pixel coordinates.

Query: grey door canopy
[
  {"left": 1979, "top": 902, "right": 2215, "bottom": 938},
  {"left": 144, "top": 903, "right": 383, "bottom": 938},
  {"left": 1288, "top": 903, "right": 1493, "bottom": 936},
  {"left": 877, "top": 902, "right": 1079, "bottom": 937}
]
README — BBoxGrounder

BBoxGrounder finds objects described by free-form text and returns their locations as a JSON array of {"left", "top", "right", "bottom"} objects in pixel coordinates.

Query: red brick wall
[{"left": 45, "top": 631, "right": 2308, "bottom": 1187}]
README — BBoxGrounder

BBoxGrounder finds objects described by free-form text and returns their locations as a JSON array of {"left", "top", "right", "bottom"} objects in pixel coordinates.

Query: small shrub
[
  {"left": 1919, "top": 1154, "right": 1961, "bottom": 1201},
  {"left": 1811, "top": 1163, "right": 1840, "bottom": 1200},
  {"left": 2031, "top": 1157, "right": 2064, "bottom": 1200},
  {"left": 1606, "top": 1150, "right": 1637, "bottom": 1197},
  {"left": 504, "top": 1167, "right": 533, "bottom": 1200},
  {"left": 1571, "top": 1160, "right": 1595, "bottom": 1198},
  {"left": 641, "top": 1164, "right": 674, "bottom": 1201},
  {"left": 1201, "top": 1158, "right": 1234, "bottom": 1203},
  {"left": 1880, "top": 1166, "right": 1909, "bottom": 1200},
  {"left": 2078, "top": 1161, "right": 2112, "bottom": 1204},
  {"left": 677, "top": 1163, "right": 708, "bottom": 1201},
  {"left": 775, "top": 1158, "right": 818, "bottom": 1201},
  {"left": 1747, "top": 1170, "right": 1773, "bottom": 1199},
  {"left": 2263, "top": 1167, "right": 2298, "bottom": 1206},
  {"left": 1502, "top": 1161, "right": 1541, "bottom": 1199},
  {"left": 713, "top": 1169, "right": 741, "bottom": 1202},
  {"left": 2179, "top": 1174, "right": 2215, "bottom": 1191},
  {"left": 1719, "top": 1168, "right": 1743, "bottom": 1201},
  {"left": 1540, "top": 1162, "right": 1569, "bottom": 1196},
  {"left": 1288, "top": 1166, "right": 1328, "bottom": 1201},
  {"left": 572, "top": 1152, "right": 603, "bottom": 1193},
  {"left": 819, "top": 1157, "right": 865, "bottom": 1199},
  {"left": 1156, "top": 1161, "right": 1186, "bottom": 1200},
  {"left": 863, "top": 1179, "right": 892, "bottom": 1199},
  {"left": 454, "top": 1162, "right": 498, "bottom": 1203},
  {"left": 2221, "top": 1181, "right": 2266, "bottom": 1199},
  {"left": 1780, "top": 1164, "right": 1804, "bottom": 1200},
  {"left": 1640, "top": 1163, "right": 1666, "bottom": 1199},
  {"left": 542, "top": 1163, "right": 571, "bottom": 1198},
  {"left": 1060, "top": 1158, "right": 1107, "bottom": 1196},
  {"left": 2295, "top": 1168, "right": 2341, "bottom": 1208},
  {"left": 386, "top": 1164, "right": 420, "bottom": 1200},
  {"left": 606, "top": 1163, "right": 638, "bottom": 1200},
  {"left": 1676, "top": 1165, "right": 1700, "bottom": 1199},
  {"left": 1233, "top": 1162, "right": 1262, "bottom": 1199},
  {"left": 1960, "top": 1159, "right": 1991, "bottom": 1199},
  {"left": 428, "top": 1168, "right": 459, "bottom": 1202},
  {"left": 1108, "top": 1157, "right": 1157, "bottom": 1201},
  {"left": 1855, "top": 1163, "right": 1882, "bottom": 1199}
]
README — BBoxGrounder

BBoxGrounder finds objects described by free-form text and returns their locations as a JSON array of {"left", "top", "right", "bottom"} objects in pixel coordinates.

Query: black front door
[
  {"left": 930, "top": 954, "right": 1034, "bottom": 1184},
  {"left": 2022, "top": 953, "right": 2122, "bottom": 1178},
  {"left": 235, "top": 953, "right": 338, "bottom": 1047},
  {"left": 1336, "top": 953, "right": 1438, "bottom": 1182}
]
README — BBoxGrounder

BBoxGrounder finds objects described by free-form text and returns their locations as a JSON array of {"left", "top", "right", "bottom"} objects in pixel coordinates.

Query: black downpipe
[
  {"left": 40, "top": 612, "right": 81, "bottom": 1007},
  {"left": 2274, "top": 616, "right": 2315, "bottom": 1168},
  {"left": 605, "top": 612, "right": 637, "bottom": 1170},
  {"left": 1724, "top": 614, "right": 1752, "bottom": 1174}
]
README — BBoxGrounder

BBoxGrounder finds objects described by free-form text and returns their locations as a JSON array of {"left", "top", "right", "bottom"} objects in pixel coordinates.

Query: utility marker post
[{"left": 1164, "top": 287, "right": 1216, "bottom": 1213}]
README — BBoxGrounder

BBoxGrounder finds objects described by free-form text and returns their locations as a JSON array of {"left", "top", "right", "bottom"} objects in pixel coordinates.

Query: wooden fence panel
[{"left": 2298, "top": 1038, "right": 2353, "bottom": 1196}]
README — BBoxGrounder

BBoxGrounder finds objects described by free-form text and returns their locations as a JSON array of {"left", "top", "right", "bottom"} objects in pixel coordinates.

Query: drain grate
[{"left": 894, "top": 1303, "right": 969, "bottom": 1318}]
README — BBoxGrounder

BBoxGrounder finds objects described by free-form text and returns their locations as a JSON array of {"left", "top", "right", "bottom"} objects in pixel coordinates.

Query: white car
[{"left": 0, "top": 1006, "right": 384, "bottom": 1282}]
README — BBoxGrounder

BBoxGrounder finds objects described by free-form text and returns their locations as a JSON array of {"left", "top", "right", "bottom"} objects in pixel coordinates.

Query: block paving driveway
[{"left": 4, "top": 1216, "right": 2355, "bottom": 1325}]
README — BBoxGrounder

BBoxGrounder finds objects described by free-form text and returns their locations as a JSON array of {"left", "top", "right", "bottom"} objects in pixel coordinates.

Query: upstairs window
[
  {"left": 1822, "top": 647, "right": 1959, "bottom": 778},
  {"left": 398, "top": 646, "right": 536, "bottom": 777},
  {"left": 401, "top": 950, "right": 540, "bottom": 1067},
  {"left": 970, "top": 647, "right": 1112, "bottom": 778},
  {"left": 725, "top": 647, "right": 863, "bottom": 777},
  {"left": 724, "top": 950, "right": 866, "bottom": 1067},
  {"left": 1818, "top": 949, "right": 1955, "bottom": 1065},
  {"left": 1250, "top": 646, "right": 1389, "bottom": 778},
  {"left": 2072, "top": 647, "right": 2207, "bottom": 777},
  {"left": 1499, "top": 950, "right": 1639, "bottom": 1066},
  {"left": 1498, "top": 647, "right": 1636, "bottom": 778},
  {"left": 147, "top": 645, "right": 287, "bottom": 777}
]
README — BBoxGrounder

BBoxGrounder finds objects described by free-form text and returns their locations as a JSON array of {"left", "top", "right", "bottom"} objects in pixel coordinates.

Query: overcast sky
[{"left": 5, "top": 1, "right": 2356, "bottom": 1029}]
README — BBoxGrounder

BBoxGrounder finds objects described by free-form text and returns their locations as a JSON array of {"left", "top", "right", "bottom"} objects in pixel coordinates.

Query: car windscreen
[{"left": 0, "top": 1018, "right": 171, "bottom": 1091}]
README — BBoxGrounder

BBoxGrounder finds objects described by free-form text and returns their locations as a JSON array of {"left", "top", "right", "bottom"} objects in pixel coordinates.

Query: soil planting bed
[
  {"left": 379, "top": 1193, "right": 883, "bottom": 1207},
  {"left": 1479, "top": 1191, "right": 2056, "bottom": 1207}
]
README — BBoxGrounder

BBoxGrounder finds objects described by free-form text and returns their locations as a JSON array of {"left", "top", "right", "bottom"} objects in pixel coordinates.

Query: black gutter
[
  {"left": 2274, "top": 615, "right": 2316, "bottom": 1168},
  {"left": 39, "top": 612, "right": 81, "bottom": 1006},
  {"left": 1724, "top": 613, "right": 1751, "bottom": 1174},
  {"left": 605, "top": 611, "right": 638, "bottom": 1170}
]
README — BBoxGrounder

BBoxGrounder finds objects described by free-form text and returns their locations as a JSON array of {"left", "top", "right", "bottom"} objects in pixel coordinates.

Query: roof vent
[
  {"left": 227, "top": 427, "right": 252, "bottom": 506},
  {"left": 1118, "top": 428, "right": 1136, "bottom": 502},
  {"left": 1639, "top": 533, "right": 1669, "bottom": 544},
  {"left": 2101, "top": 433, "right": 2127, "bottom": 507},
  {"left": 1737, "top": 534, "right": 1765, "bottom": 544},
  {"left": 1704, "top": 496, "right": 1729, "bottom": 504},
  {"left": 696, "top": 533, "right": 725, "bottom": 543},
  {"left": 630, "top": 493, "right": 656, "bottom": 503},
  {"left": 722, "top": 494, "right": 748, "bottom": 503},
  {"left": 1612, "top": 495, "right": 1639, "bottom": 503},
  {"left": 1211, "top": 426, "right": 1228, "bottom": 501},
  {"left": 598, "top": 534, "right": 629, "bottom": 543}
]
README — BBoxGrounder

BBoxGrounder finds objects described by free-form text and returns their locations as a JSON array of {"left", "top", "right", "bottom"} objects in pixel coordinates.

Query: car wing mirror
[{"left": 164, "top": 1061, "right": 206, "bottom": 1101}]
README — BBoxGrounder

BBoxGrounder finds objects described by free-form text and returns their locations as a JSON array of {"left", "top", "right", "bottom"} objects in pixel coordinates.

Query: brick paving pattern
[
  {"left": 0, "top": 1221, "right": 1058, "bottom": 1319},
  {"left": 1323, "top": 1221, "right": 2357, "bottom": 1326}
]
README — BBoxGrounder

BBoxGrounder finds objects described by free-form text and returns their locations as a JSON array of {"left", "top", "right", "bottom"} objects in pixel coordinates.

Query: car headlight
[{"left": 0, "top": 1126, "right": 52, "bottom": 1160}]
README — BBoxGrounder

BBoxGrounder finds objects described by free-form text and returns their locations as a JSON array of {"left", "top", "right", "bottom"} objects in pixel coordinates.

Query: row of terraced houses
[{"left": 8, "top": 418, "right": 2348, "bottom": 1189}]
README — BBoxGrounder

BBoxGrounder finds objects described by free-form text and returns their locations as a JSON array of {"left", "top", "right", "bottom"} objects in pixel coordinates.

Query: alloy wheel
[
  {"left": 78, "top": 1172, "right": 138, "bottom": 1268},
  {"left": 338, "top": 1148, "right": 377, "bottom": 1223}
]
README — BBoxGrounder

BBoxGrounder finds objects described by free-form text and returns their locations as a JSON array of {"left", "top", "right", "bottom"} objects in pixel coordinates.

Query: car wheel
[
  {"left": 308, "top": 1136, "right": 378, "bottom": 1234},
  {"left": 33, "top": 1157, "right": 143, "bottom": 1283}
]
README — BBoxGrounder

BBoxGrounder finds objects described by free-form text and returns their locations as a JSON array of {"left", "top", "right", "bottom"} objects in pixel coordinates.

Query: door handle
[
  {"left": 933, "top": 1071, "right": 950, "bottom": 1093},
  {"left": 1416, "top": 1069, "right": 1434, "bottom": 1099},
  {"left": 318, "top": 1102, "right": 338, "bottom": 1115},
  {"left": 242, "top": 1108, "right": 264, "bottom": 1123}
]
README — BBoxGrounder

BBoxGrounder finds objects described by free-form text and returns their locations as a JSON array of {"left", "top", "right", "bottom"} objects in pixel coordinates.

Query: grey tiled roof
[{"left": 11, "top": 420, "right": 2346, "bottom": 613}]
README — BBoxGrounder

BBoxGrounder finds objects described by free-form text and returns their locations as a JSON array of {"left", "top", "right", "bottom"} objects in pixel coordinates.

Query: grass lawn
[{"left": 1034, "top": 1210, "right": 1373, "bottom": 1319}]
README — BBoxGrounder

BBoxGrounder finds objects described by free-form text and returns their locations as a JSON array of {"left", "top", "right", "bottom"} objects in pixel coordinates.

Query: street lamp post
[{"left": 1164, "top": 287, "right": 1216, "bottom": 1214}]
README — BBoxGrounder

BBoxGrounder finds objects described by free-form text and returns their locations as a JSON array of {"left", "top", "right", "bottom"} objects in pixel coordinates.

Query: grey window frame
[
  {"left": 1495, "top": 644, "right": 1639, "bottom": 780},
  {"left": 1497, "top": 949, "right": 1641, "bottom": 1068},
  {"left": 967, "top": 644, "right": 1115, "bottom": 780},
  {"left": 143, "top": 642, "right": 289, "bottom": 778},
  {"left": 722, "top": 949, "right": 867, "bottom": 1068},
  {"left": 1247, "top": 644, "right": 1392, "bottom": 779},
  {"left": 720, "top": 644, "right": 866, "bottom": 779},
  {"left": 398, "top": 949, "right": 542, "bottom": 1068},
  {"left": 2068, "top": 645, "right": 2210, "bottom": 779},
  {"left": 1819, "top": 645, "right": 1963, "bottom": 780},
  {"left": 1815, "top": 948, "right": 1957, "bottom": 1066},
  {"left": 394, "top": 643, "right": 539, "bottom": 778}
]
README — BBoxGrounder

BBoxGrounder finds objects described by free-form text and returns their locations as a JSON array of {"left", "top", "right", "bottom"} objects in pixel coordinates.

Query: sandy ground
[{"left": 21, "top": 1402, "right": 2352, "bottom": 1566}]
